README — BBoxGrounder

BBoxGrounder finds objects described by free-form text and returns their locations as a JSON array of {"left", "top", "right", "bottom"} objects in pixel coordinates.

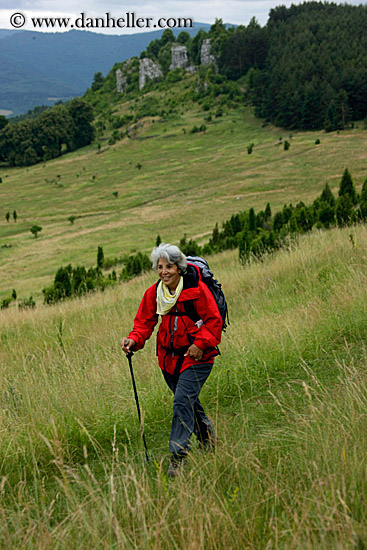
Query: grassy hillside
[
  {"left": 0, "top": 225, "right": 367, "bottom": 548},
  {"left": 1, "top": 84, "right": 367, "bottom": 301}
]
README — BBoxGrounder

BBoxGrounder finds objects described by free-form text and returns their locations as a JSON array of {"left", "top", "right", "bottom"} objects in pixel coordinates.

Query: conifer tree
[
  {"left": 360, "top": 178, "right": 367, "bottom": 202},
  {"left": 339, "top": 168, "right": 357, "bottom": 204},
  {"left": 320, "top": 183, "right": 335, "bottom": 206},
  {"left": 265, "top": 203, "right": 272, "bottom": 220},
  {"left": 97, "top": 246, "right": 104, "bottom": 268},
  {"left": 249, "top": 208, "right": 256, "bottom": 231},
  {"left": 5, "top": 212, "right": 10, "bottom": 222},
  {"left": 273, "top": 211, "right": 284, "bottom": 232},
  {"left": 336, "top": 194, "right": 353, "bottom": 225},
  {"left": 13, "top": 210, "right": 17, "bottom": 222}
]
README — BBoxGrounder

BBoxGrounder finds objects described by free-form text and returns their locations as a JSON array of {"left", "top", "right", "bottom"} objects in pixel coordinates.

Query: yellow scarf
[{"left": 156, "top": 277, "right": 183, "bottom": 315}]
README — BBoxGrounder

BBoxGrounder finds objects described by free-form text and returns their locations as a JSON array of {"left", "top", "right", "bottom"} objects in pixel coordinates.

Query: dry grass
[{"left": 1, "top": 225, "right": 367, "bottom": 547}]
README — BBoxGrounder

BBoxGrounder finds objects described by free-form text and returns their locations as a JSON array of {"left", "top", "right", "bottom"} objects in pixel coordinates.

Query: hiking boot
[{"left": 167, "top": 455, "right": 185, "bottom": 478}]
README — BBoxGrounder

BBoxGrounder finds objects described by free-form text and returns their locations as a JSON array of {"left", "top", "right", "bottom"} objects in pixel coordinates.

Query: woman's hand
[
  {"left": 184, "top": 344, "right": 203, "bottom": 362},
  {"left": 121, "top": 337, "right": 136, "bottom": 355}
]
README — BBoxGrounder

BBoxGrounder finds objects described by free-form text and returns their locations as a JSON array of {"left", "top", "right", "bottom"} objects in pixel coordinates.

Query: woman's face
[{"left": 157, "top": 257, "right": 181, "bottom": 290}]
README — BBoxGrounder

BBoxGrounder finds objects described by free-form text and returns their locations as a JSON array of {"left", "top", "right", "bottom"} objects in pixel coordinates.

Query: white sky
[{"left": 0, "top": 0, "right": 365, "bottom": 33}]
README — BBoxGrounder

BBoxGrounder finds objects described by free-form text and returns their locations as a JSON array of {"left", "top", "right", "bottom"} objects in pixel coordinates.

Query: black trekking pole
[{"left": 126, "top": 352, "right": 149, "bottom": 462}]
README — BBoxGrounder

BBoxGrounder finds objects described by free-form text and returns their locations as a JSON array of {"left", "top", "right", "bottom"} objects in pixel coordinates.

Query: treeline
[
  {"left": 138, "top": 3, "right": 367, "bottom": 131},
  {"left": 179, "top": 168, "right": 367, "bottom": 263},
  {"left": 247, "top": 2, "right": 367, "bottom": 130},
  {"left": 139, "top": 21, "right": 267, "bottom": 80},
  {"left": 0, "top": 98, "right": 95, "bottom": 166}
]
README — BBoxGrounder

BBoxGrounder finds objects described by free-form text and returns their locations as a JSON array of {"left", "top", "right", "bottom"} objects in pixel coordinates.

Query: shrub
[
  {"left": 30, "top": 225, "right": 42, "bottom": 238},
  {"left": 18, "top": 296, "right": 36, "bottom": 309},
  {"left": 120, "top": 252, "right": 151, "bottom": 281},
  {"left": 0, "top": 298, "right": 11, "bottom": 309},
  {"left": 179, "top": 235, "right": 202, "bottom": 257},
  {"left": 284, "top": 140, "right": 290, "bottom": 151}
]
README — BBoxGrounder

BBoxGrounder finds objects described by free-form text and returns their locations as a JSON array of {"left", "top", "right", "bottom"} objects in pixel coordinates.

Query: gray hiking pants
[{"left": 162, "top": 363, "right": 214, "bottom": 456}]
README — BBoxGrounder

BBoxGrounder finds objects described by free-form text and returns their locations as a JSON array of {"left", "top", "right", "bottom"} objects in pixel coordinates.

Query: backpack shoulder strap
[{"left": 183, "top": 300, "right": 200, "bottom": 324}]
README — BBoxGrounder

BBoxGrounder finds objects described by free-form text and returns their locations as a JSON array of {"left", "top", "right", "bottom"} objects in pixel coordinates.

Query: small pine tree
[
  {"left": 156, "top": 234, "right": 162, "bottom": 246},
  {"left": 12, "top": 289, "right": 17, "bottom": 300},
  {"left": 360, "top": 178, "right": 367, "bottom": 202},
  {"left": 265, "top": 203, "right": 272, "bottom": 220},
  {"left": 336, "top": 195, "right": 353, "bottom": 226},
  {"left": 339, "top": 168, "right": 357, "bottom": 204},
  {"left": 248, "top": 208, "right": 256, "bottom": 232},
  {"left": 97, "top": 246, "right": 104, "bottom": 268},
  {"left": 273, "top": 211, "right": 284, "bottom": 232},
  {"left": 320, "top": 183, "right": 335, "bottom": 206},
  {"left": 13, "top": 210, "right": 17, "bottom": 222},
  {"left": 5, "top": 212, "right": 10, "bottom": 222},
  {"left": 284, "top": 140, "right": 290, "bottom": 151},
  {"left": 212, "top": 223, "right": 220, "bottom": 246}
]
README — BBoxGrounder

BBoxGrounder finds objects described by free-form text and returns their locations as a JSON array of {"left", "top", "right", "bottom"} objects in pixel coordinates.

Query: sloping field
[
  {"left": 1, "top": 104, "right": 367, "bottom": 300},
  {"left": 0, "top": 224, "right": 367, "bottom": 548}
]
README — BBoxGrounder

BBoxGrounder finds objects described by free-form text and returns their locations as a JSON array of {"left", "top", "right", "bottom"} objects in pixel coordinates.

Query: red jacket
[{"left": 128, "top": 263, "right": 222, "bottom": 375}]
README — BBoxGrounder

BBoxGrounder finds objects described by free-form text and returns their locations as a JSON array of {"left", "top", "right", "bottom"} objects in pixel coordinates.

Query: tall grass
[{"left": 1, "top": 225, "right": 367, "bottom": 548}]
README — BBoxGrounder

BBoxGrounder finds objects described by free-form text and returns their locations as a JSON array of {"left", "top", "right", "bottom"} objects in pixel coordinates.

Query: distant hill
[{"left": 0, "top": 24, "right": 211, "bottom": 116}]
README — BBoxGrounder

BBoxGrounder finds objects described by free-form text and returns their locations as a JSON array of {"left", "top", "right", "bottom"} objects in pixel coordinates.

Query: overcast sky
[{"left": 0, "top": 0, "right": 365, "bottom": 33}]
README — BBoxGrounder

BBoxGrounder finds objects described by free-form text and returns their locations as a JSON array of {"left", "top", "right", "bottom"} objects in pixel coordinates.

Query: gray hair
[{"left": 151, "top": 243, "right": 187, "bottom": 272}]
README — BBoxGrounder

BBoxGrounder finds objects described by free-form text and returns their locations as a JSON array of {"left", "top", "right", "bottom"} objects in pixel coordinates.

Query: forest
[
  {"left": 1, "top": 1, "right": 367, "bottom": 167},
  {"left": 0, "top": 98, "right": 94, "bottom": 166}
]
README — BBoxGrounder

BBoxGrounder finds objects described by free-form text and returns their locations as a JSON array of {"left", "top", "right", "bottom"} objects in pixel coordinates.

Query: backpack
[{"left": 186, "top": 256, "right": 229, "bottom": 332}]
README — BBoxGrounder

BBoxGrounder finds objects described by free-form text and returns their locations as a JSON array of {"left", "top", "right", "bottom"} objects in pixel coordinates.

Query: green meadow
[
  {"left": 0, "top": 225, "right": 367, "bottom": 548},
  {"left": 1, "top": 84, "right": 367, "bottom": 547},
  {"left": 1, "top": 99, "right": 367, "bottom": 301}
]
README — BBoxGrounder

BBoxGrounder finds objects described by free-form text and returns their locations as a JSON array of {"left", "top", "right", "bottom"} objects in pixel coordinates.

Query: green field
[
  {"left": 0, "top": 225, "right": 367, "bottom": 548},
  {"left": 1, "top": 99, "right": 367, "bottom": 301},
  {"left": 1, "top": 86, "right": 367, "bottom": 547}
]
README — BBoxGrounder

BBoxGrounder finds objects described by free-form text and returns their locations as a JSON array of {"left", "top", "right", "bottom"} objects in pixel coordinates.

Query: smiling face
[{"left": 157, "top": 257, "right": 181, "bottom": 291}]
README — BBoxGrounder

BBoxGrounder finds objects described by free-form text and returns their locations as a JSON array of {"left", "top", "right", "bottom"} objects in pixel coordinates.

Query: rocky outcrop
[
  {"left": 116, "top": 69, "right": 127, "bottom": 93},
  {"left": 169, "top": 44, "right": 188, "bottom": 70},
  {"left": 139, "top": 58, "right": 163, "bottom": 90},
  {"left": 169, "top": 44, "right": 196, "bottom": 73},
  {"left": 200, "top": 39, "right": 217, "bottom": 68}
]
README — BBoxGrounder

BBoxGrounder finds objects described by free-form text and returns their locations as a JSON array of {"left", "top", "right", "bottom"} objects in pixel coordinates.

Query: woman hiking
[{"left": 121, "top": 243, "right": 222, "bottom": 477}]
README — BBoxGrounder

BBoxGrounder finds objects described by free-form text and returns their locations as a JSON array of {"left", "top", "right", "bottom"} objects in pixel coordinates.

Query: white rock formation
[{"left": 139, "top": 58, "right": 163, "bottom": 90}]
